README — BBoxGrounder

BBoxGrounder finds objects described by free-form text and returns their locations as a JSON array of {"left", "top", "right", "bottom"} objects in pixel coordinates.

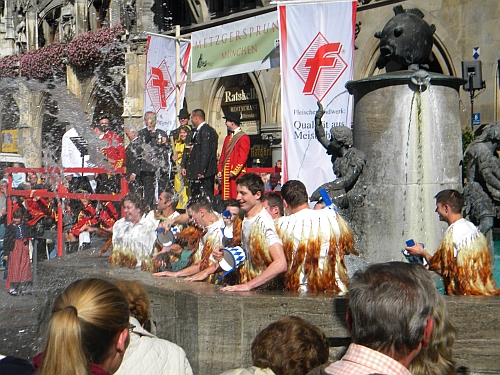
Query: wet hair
[
  {"left": 178, "top": 125, "right": 190, "bottom": 133},
  {"left": 38, "top": 278, "right": 129, "bottom": 375},
  {"left": 160, "top": 188, "right": 179, "bottom": 209},
  {"left": 251, "top": 316, "right": 329, "bottom": 375},
  {"left": 348, "top": 262, "right": 439, "bottom": 360},
  {"left": 224, "top": 199, "right": 240, "bottom": 209},
  {"left": 330, "top": 126, "right": 353, "bottom": 147},
  {"left": 144, "top": 111, "right": 156, "bottom": 121},
  {"left": 191, "top": 109, "right": 205, "bottom": 121},
  {"left": 410, "top": 295, "right": 456, "bottom": 375},
  {"left": 236, "top": 173, "right": 264, "bottom": 197},
  {"left": 435, "top": 189, "right": 464, "bottom": 214},
  {"left": 263, "top": 192, "right": 284, "bottom": 217},
  {"left": 113, "top": 280, "right": 150, "bottom": 326},
  {"left": 12, "top": 208, "right": 24, "bottom": 220},
  {"left": 281, "top": 180, "right": 308, "bottom": 209},
  {"left": 92, "top": 123, "right": 104, "bottom": 133},
  {"left": 122, "top": 193, "right": 147, "bottom": 214},
  {"left": 187, "top": 195, "right": 213, "bottom": 213}
]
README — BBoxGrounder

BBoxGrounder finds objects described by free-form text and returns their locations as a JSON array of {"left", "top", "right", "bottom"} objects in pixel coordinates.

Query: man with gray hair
[{"left": 324, "top": 262, "right": 438, "bottom": 375}]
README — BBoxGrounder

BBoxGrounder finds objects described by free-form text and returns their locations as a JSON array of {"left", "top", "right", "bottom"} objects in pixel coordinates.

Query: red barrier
[{"left": 5, "top": 167, "right": 128, "bottom": 257}]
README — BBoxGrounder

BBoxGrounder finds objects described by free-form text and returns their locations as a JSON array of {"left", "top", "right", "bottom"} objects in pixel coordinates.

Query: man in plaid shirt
[{"left": 324, "top": 262, "right": 440, "bottom": 375}]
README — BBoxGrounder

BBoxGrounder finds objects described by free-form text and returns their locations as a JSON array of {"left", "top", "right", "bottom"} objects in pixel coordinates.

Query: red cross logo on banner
[
  {"left": 293, "top": 32, "right": 348, "bottom": 102},
  {"left": 146, "top": 60, "right": 175, "bottom": 112}
]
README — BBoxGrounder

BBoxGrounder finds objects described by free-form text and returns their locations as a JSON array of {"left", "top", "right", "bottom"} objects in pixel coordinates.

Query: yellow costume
[{"left": 173, "top": 140, "right": 189, "bottom": 209}]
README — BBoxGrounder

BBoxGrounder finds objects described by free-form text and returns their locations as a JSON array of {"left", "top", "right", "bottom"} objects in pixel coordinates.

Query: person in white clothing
[
  {"left": 213, "top": 173, "right": 287, "bottom": 291},
  {"left": 110, "top": 193, "right": 159, "bottom": 271},
  {"left": 406, "top": 189, "right": 499, "bottom": 296},
  {"left": 114, "top": 280, "right": 193, "bottom": 375},
  {"left": 152, "top": 196, "right": 224, "bottom": 282},
  {"left": 276, "top": 180, "right": 358, "bottom": 293}
]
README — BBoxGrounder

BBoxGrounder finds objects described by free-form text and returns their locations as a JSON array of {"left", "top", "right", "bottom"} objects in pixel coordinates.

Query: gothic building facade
[{"left": 0, "top": 0, "right": 498, "bottom": 168}]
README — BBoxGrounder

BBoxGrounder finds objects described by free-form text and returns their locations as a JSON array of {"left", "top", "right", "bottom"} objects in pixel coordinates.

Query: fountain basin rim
[{"left": 346, "top": 70, "right": 466, "bottom": 98}]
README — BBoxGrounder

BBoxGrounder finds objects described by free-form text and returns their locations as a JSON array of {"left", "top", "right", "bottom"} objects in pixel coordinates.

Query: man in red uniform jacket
[
  {"left": 217, "top": 113, "right": 250, "bottom": 200},
  {"left": 92, "top": 117, "right": 126, "bottom": 196},
  {"left": 94, "top": 117, "right": 126, "bottom": 170}
]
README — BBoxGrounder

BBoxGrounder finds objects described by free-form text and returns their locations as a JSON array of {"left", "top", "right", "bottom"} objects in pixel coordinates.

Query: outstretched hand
[
  {"left": 310, "top": 183, "right": 328, "bottom": 202},
  {"left": 315, "top": 101, "right": 325, "bottom": 119}
]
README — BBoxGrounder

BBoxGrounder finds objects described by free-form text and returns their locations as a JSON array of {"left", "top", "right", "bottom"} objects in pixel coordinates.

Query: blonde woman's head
[{"left": 39, "top": 278, "right": 130, "bottom": 375}]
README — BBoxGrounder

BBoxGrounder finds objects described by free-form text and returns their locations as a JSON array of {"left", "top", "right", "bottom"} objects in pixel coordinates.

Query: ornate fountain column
[{"left": 346, "top": 70, "right": 464, "bottom": 263}]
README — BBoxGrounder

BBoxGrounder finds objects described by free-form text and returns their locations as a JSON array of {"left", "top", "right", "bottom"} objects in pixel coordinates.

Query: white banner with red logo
[
  {"left": 279, "top": 1, "right": 356, "bottom": 197},
  {"left": 145, "top": 35, "right": 191, "bottom": 132}
]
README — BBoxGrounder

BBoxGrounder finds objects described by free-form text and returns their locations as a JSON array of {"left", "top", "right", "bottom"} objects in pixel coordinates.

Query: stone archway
[{"left": 208, "top": 72, "right": 273, "bottom": 167}]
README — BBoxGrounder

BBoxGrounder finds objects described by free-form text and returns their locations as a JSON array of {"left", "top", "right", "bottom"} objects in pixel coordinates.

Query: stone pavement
[
  {"left": 0, "top": 274, "right": 43, "bottom": 359},
  {"left": 0, "top": 239, "right": 108, "bottom": 360}
]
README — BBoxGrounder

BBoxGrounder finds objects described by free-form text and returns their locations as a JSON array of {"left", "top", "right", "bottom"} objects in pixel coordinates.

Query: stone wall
[{"left": 34, "top": 252, "right": 500, "bottom": 375}]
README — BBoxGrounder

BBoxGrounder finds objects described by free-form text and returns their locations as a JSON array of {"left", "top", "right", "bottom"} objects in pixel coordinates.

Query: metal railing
[{"left": 5, "top": 167, "right": 128, "bottom": 257}]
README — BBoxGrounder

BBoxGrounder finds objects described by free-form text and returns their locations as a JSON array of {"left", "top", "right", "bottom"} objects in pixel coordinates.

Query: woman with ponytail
[{"left": 33, "top": 278, "right": 130, "bottom": 375}]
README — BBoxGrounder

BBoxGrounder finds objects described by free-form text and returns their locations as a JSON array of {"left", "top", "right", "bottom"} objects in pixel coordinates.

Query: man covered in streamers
[
  {"left": 406, "top": 189, "right": 500, "bottom": 296},
  {"left": 276, "top": 180, "right": 357, "bottom": 293},
  {"left": 213, "top": 173, "right": 287, "bottom": 291},
  {"left": 152, "top": 196, "right": 224, "bottom": 282},
  {"left": 108, "top": 193, "right": 159, "bottom": 271},
  {"left": 217, "top": 113, "right": 250, "bottom": 200}
]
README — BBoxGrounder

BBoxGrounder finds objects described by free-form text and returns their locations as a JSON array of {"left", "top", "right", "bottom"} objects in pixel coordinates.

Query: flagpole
[
  {"left": 146, "top": 31, "right": 190, "bottom": 43},
  {"left": 175, "top": 25, "right": 181, "bottom": 127}
]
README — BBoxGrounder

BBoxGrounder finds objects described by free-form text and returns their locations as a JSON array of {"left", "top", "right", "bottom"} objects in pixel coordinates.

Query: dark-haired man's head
[
  {"left": 434, "top": 189, "right": 464, "bottom": 225},
  {"left": 281, "top": 180, "right": 308, "bottom": 214},
  {"left": 262, "top": 193, "right": 283, "bottom": 219},
  {"left": 236, "top": 173, "right": 265, "bottom": 214}
]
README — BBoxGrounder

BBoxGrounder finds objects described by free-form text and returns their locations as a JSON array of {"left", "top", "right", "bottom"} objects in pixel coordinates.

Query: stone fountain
[{"left": 344, "top": 5, "right": 465, "bottom": 263}]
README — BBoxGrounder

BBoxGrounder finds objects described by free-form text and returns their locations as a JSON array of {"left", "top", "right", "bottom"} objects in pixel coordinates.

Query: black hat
[
  {"left": 223, "top": 113, "right": 241, "bottom": 125},
  {"left": 178, "top": 108, "right": 189, "bottom": 119}
]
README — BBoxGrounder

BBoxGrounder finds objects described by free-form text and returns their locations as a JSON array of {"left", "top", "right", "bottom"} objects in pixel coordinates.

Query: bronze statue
[
  {"left": 464, "top": 181, "right": 495, "bottom": 237},
  {"left": 374, "top": 5, "right": 436, "bottom": 70},
  {"left": 464, "top": 122, "right": 500, "bottom": 248},
  {"left": 310, "top": 102, "right": 366, "bottom": 209},
  {"left": 465, "top": 123, "right": 500, "bottom": 202}
]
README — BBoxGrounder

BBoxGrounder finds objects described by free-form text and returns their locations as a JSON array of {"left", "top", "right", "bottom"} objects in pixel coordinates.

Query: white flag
[
  {"left": 279, "top": 1, "right": 356, "bottom": 196},
  {"left": 145, "top": 35, "right": 191, "bottom": 132}
]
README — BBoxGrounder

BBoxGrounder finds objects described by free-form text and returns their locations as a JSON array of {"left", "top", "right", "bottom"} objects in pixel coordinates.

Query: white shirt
[
  {"left": 277, "top": 208, "right": 347, "bottom": 292},
  {"left": 112, "top": 214, "right": 158, "bottom": 267},
  {"left": 242, "top": 207, "right": 282, "bottom": 257},
  {"left": 447, "top": 218, "right": 480, "bottom": 257},
  {"left": 61, "top": 127, "right": 91, "bottom": 176}
]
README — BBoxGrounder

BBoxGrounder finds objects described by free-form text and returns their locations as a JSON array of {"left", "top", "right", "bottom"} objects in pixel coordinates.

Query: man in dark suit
[
  {"left": 182, "top": 109, "right": 218, "bottom": 199},
  {"left": 124, "top": 127, "right": 143, "bottom": 195},
  {"left": 138, "top": 111, "right": 170, "bottom": 207}
]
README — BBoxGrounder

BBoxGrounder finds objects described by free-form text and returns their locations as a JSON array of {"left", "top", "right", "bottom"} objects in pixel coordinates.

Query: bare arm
[
  {"left": 315, "top": 101, "right": 330, "bottom": 150},
  {"left": 185, "top": 263, "right": 220, "bottom": 282},
  {"left": 152, "top": 262, "right": 201, "bottom": 278},
  {"left": 157, "top": 213, "right": 189, "bottom": 231},
  {"left": 405, "top": 243, "right": 440, "bottom": 273},
  {"left": 221, "top": 243, "right": 287, "bottom": 292}
]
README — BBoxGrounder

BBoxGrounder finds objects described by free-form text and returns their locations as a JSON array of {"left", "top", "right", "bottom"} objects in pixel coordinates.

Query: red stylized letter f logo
[
  {"left": 151, "top": 67, "right": 169, "bottom": 108},
  {"left": 303, "top": 43, "right": 341, "bottom": 94}
]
